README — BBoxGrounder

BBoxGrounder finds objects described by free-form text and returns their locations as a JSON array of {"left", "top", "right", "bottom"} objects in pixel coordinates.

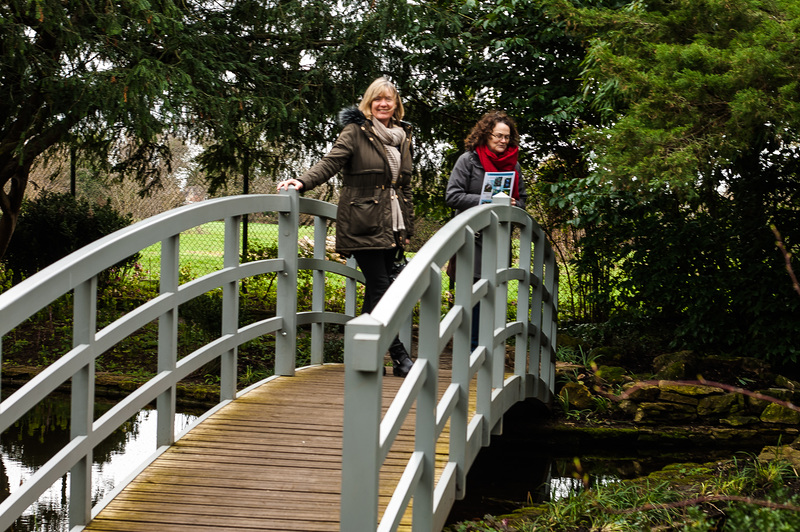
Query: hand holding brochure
[{"left": 479, "top": 171, "right": 516, "bottom": 205}]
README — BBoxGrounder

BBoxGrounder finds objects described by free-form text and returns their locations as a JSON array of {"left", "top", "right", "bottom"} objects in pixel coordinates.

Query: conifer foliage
[{"left": 0, "top": 0, "right": 387, "bottom": 257}]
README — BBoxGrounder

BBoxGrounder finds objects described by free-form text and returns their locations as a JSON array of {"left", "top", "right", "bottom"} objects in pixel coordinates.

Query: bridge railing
[
  {"left": 341, "top": 194, "right": 558, "bottom": 531},
  {"left": 0, "top": 190, "right": 360, "bottom": 531}
]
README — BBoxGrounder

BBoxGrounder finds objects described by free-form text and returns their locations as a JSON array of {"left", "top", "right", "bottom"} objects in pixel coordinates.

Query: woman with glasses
[
  {"left": 276, "top": 77, "right": 414, "bottom": 377},
  {"left": 445, "top": 111, "right": 527, "bottom": 351}
]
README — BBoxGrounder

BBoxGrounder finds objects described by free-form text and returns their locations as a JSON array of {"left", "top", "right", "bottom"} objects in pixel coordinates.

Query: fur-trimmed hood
[
  {"left": 337, "top": 106, "right": 412, "bottom": 131},
  {"left": 337, "top": 106, "right": 367, "bottom": 127}
]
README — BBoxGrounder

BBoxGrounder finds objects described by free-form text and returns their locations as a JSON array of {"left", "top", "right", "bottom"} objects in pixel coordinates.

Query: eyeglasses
[{"left": 490, "top": 133, "right": 510, "bottom": 141}]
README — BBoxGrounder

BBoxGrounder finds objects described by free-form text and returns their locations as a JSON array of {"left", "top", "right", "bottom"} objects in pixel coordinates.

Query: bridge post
[
  {"left": 516, "top": 220, "right": 533, "bottom": 377},
  {"left": 477, "top": 211, "right": 499, "bottom": 445},
  {"left": 491, "top": 194, "right": 513, "bottom": 438},
  {"left": 157, "top": 234, "right": 179, "bottom": 447},
  {"left": 529, "top": 225, "right": 546, "bottom": 396},
  {"left": 276, "top": 188, "right": 299, "bottom": 376},
  {"left": 69, "top": 277, "right": 96, "bottom": 528},
  {"left": 311, "top": 216, "right": 327, "bottom": 365},
  {"left": 412, "top": 264, "right": 442, "bottom": 531},
  {"left": 220, "top": 216, "right": 241, "bottom": 400},
  {"left": 493, "top": 196, "right": 512, "bottom": 392},
  {"left": 541, "top": 249, "right": 558, "bottom": 399},
  {"left": 345, "top": 256, "right": 359, "bottom": 317},
  {"left": 451, "top": 226, "right": 476, "bottom": 499},
  {"left": 342, "top": 314, "right": 384, "bottom": 530}
]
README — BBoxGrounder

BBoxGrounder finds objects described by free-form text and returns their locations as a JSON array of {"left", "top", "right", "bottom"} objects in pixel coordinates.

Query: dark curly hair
[{"left": 464, "top": 111, "right": 519, "bottom": 151}]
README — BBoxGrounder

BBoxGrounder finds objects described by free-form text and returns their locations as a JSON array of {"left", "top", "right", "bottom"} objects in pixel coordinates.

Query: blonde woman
[{"left": 277, "top": 77, "right": 414, "bottom": 377}]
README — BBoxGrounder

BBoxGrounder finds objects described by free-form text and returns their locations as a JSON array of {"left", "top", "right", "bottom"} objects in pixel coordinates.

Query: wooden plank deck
[{"left": 85, "top": 364, "right": 458, "bottom": 531}]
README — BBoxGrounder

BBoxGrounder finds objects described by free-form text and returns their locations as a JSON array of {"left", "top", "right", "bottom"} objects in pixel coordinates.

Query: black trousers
[
  {"left": 352, "top": 249, "right": 405, "bottom": 353},
  {"left": 352, "top": 248, "right": 396, "bottom": 314}
]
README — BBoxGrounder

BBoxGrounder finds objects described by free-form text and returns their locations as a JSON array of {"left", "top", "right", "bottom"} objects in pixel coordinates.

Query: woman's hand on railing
[{"left": 277, "top": 179, "right": 304, "bottom": 192}]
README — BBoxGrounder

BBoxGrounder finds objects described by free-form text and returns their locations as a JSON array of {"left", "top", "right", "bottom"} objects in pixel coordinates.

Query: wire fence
[
  {"left": 20, "top": 153, "right": 449, "bottom": 283},
  {"left": 18, "top": 147, "right": 537, "bottom": 308}
]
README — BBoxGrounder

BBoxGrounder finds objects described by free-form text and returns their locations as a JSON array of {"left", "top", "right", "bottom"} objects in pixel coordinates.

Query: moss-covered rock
[
  {"left": 659, "top": 382, "right": 722, "bottom": 397},
  {"left": 748, "top": 394, "right": 770, "bottom": 411},
  {"left": 653, "top": 350, "right": 697, "bottom": 380},
  {"left": 595, "top": 365, "right": 629, "bottom": 385},
  {"left": 622, "top": 382, "right": 660, "bottom": 402},
  {"left": 697, "top": 393, "right": 743, "bottom": 417},
  {"left": 658, "top": 390, "right": 699, "bottom": 406},
  {"left": 760, "top": 403, "right": 800, "bottom": 425},
  {"left": 559, "top": 382, "right": 595, "bottom": 410},
  {"left": 616, "top": 399, "right": 639, "bottom": 416},
  {"left": 775, "top": 375, "right": 800, "bottom": 391},
  {"left": 719, "top": 414, "right": 760, "bottom": 427},
  {"left": 760, "top": 388, "right": 795, "bottom": 401},
  {"left": 635, "top": 402, "right": 697, "bottom": 423},
  {"left": 587, "top": 346, "right": 625, "bottom": 365},
  {"left": 758, "top": 445, "right": 800, "bottom": 470}
]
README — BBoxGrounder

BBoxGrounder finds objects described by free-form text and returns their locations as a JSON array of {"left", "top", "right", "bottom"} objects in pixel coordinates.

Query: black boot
[{"left": 389, "top": 342, "right": 413, "bottom": 377}]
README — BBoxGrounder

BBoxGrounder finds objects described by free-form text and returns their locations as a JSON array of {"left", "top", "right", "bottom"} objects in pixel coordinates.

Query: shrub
[{"left": 3, "top": 191, "right": 138, "bottom": 283}]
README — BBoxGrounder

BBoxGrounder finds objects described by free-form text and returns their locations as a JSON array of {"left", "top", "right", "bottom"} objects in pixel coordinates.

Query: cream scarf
[{"left": 371, "top": 119, "right": 407, "bottom": 232}]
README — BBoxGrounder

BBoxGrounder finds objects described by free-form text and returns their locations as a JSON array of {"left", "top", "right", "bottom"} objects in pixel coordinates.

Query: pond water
[
  {"left": 0, "top": 393, "right": 198, "bottom": 531},
  {"left": 445, "top": 445, "right": 740, "bottom": 524},
  {"left": 445, "top": 401, "right": 759, "bottom": 525}
]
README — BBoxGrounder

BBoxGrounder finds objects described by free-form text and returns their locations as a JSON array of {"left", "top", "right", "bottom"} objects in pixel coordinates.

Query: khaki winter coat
[{"left": 298, "top": 108, "right": 414, "bottom": 256}]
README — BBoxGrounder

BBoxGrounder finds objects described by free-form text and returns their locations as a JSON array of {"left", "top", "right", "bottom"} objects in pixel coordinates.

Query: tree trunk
[{"left": 0, "top": 163, "right": 30, "bottom": 259}]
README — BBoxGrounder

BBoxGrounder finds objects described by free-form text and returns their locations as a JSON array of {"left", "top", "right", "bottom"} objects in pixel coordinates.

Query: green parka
[{"left": 298, "top": 107, "right": 414, "bottom": 257}]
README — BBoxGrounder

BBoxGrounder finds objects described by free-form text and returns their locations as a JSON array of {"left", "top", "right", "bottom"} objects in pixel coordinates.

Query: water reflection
[
  {"left": 444, "top": 401, "right": 749, "bottom": 525},
  {"left": 0, "top": 394, "right": 197, "bottom": 531},
  {"left": 446, "top": 447, "right": 739, "bottom": 524}
]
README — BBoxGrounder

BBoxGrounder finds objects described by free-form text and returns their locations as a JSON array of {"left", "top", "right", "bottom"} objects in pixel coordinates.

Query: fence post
[
  {"left": 276, "top": 188, "right": 299, "bottom": 376},
  {"left": 69, "top": 276, "right": 96, "bottom": 528},
  {"left": 341, "top": 314, "right": 384, "bottom": 531}
]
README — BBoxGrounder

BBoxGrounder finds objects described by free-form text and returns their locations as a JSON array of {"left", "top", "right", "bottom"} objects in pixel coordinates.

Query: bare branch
[{"left": 772, "top": 225, "right": 800, "bottom": 297}]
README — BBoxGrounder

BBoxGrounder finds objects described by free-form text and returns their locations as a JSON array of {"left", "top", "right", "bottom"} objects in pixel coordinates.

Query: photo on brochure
[{"left": 479, "top": 171, "right": 516, "bottom": 204}]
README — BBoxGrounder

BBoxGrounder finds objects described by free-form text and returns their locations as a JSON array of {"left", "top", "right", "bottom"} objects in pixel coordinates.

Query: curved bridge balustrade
[
  {"left": 0, "top": 191, "right": 362, "bottom": 531},
  {"left": 0, "top": 190, "right": 557, "bottom": 531},
  {"left": 341, "top": 194, "right": 558, "bottom": 531}
]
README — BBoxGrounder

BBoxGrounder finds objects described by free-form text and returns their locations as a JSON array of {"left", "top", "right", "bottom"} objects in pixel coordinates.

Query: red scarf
[{"left": 476, "top": 144, "right": 520, "bottom": 200}]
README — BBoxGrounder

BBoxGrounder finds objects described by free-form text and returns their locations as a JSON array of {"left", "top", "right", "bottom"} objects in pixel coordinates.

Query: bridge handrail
[
  {"left": 341, "top": 194, "right": 558, "bottom": 531},
  {"left": 0, "top": 190, "right": 360, "bottom": 531}
]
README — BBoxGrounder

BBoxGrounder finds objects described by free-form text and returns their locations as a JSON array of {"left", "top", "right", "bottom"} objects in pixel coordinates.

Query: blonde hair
[{"left": 358, "top": 77, "right": 405, "bottom": 122}]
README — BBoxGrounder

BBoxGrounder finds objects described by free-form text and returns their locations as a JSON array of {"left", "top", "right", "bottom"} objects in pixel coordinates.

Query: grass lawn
[
  {"left": 134, "top": 221, "right": 545, "bottom": 322},
  {"left": 138, "top": 221, "right": 317, "bottom": 278}
]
